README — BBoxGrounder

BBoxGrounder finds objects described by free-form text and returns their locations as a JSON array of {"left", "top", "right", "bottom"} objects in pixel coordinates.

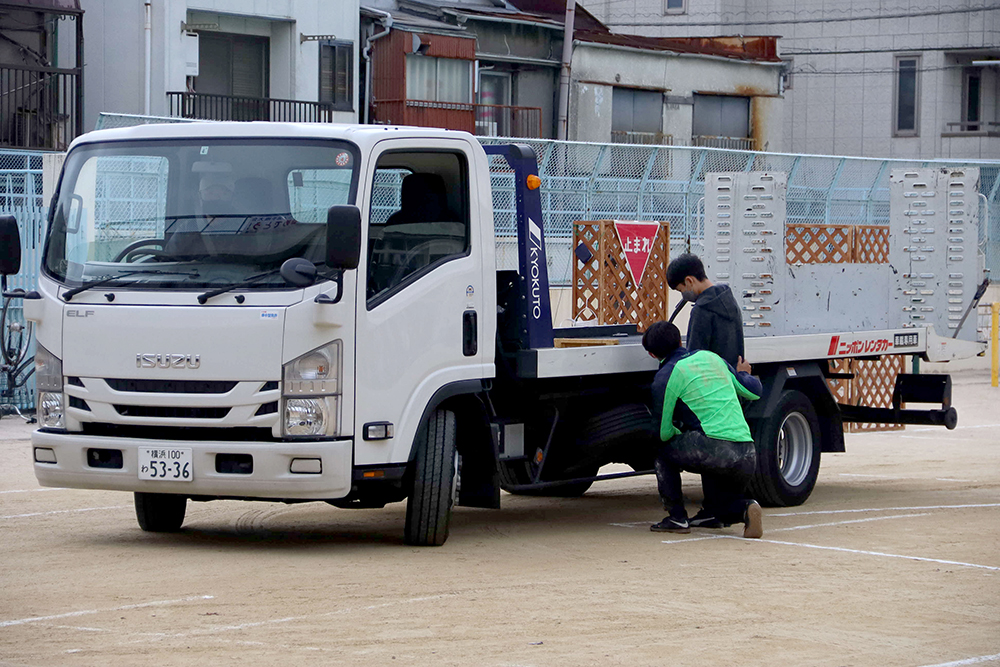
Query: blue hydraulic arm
[{"left": 483, "top": 144, "right": 554, "bottom": 349}]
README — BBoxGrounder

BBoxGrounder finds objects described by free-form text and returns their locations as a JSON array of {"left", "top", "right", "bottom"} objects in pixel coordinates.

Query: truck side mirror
[
  {"left": 326, "top": 205, "right": 361, "bottom": 270},
  {"left": 0, "top": 216, "right": 22, "bottom": 276}
]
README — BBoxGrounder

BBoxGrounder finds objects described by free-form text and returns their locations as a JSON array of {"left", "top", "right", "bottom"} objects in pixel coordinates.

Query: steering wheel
[
  {"left": 113, "top": 238, "right": 166, "bottom": 263},
  {"left": 389, "top": 239, "right": 460, "bottom": 286}
]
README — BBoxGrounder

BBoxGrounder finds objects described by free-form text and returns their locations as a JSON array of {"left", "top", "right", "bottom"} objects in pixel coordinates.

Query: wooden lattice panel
[
  {"left": 826, "top": 358, "right": 852, "bottom": 406},
  {"left": 850, "top": 355, "right": 907, "bottom": 432},
  {"left": 572, "top": 220, "right": 670, "bottom": 332},
  {"left": 853, "top": 225, "right": 890, "bottom": 264},
  {"left": 785, "top": 224, "right": 854, "bottom": 264},
  {"left": 828, "top": 356, "right": 907, "bottom": 432}
]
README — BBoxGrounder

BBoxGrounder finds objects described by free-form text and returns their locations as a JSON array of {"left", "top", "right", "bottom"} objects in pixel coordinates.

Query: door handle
[{"left": 463, "top": 309, "right": 478, "bottom": 356}]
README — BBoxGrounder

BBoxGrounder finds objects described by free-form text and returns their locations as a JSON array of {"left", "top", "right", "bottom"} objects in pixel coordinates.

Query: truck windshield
[{"left": 43, "top": 138, "right": 359, "bottom": 291}]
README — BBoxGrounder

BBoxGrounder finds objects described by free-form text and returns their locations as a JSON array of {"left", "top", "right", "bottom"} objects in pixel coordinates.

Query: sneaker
[
  {"left": 689, "top": 510, "right": 727, "bottom": 529},
  {"left": 743, "top": 500, "right": 763, "bottom": 539},
  {"left": 650, "top": 516, "right": 691, "bottom": 533}
]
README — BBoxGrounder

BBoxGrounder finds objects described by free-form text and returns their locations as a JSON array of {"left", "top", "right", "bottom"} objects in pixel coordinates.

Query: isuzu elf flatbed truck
[{"left": 0, "top": 123, "right": 986, "bottom": 545}]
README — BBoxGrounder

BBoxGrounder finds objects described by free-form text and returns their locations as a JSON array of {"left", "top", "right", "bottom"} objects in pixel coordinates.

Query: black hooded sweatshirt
[{"left": 686, "top": 284, "right": 745, "bottom": 368}]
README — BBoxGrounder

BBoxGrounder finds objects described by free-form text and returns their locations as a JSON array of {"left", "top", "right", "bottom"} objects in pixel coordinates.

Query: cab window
[{"left": 366, "top": 151, "right": 469, "bottom": 304}]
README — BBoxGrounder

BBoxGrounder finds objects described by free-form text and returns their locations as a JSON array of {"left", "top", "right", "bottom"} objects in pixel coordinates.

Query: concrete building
[
  {"left": 582, "top": 0, "right": 1000, "bottom": 160},
  {"left": 361, "top": 0, "right": 783, "bottom": 148},
  {"left": 79, "top": 0, "right": 360, "bottom": 131},
  {"left": 568, "top": 33, "right": 783, "bottom": 149}
]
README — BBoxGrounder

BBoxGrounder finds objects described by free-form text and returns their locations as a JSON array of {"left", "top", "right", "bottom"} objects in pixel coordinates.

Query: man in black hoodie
[
  {"left": 665, "top": 253, "right": 747, "bottom": 528},
  {"left": 666, "top": 253, "right": 744, "bottom": 368}
]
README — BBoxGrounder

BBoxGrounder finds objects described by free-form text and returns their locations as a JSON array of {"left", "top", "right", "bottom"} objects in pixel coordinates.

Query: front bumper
[{"left": 31, "top": 430, "right": 353, "bottom": 500}]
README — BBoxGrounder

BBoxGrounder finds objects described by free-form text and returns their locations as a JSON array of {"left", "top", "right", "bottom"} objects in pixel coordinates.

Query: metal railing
[
  {"left": 692, "top": 135, "right": 756, "bottom": 150},
  {"left": 373, "top": 99, "right": 544, "bottom": 138},
  {"left": 167, "top": 92, "right": 340, "bottom": 122},
  {"left": 474, "top": 104, "right": 542, "bottom": 139},
  {"left": 611, "top": 131, "right": 675, "bottom": 145},
  {"left": 0, "top": 64, "right": 82, "bottom": 151},
  {"left": 944, "top": 121, "right": 1000, "bottom": 135}
]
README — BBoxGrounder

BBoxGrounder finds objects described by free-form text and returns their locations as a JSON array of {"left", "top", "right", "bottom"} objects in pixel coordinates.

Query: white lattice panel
[
  {"left": 889, "top": 168, "right": 980, "bottom": 341},
  {"left": 704, "top": 172, "right": 788, "bottom": 337}
]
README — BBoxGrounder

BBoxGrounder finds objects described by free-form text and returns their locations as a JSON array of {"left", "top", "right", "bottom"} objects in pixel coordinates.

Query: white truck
[{"left": 0, "top": 123, "right": 986, "bottom": 545}]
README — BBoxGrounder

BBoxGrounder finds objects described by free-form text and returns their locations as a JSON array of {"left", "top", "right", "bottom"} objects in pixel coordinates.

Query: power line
[{"left": 602, "top": 4, "right": 997, "bottom": 27}]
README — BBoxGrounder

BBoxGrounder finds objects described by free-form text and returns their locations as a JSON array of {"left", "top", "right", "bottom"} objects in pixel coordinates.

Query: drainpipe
[
  {"left": 362, "top": 8, "right": 393, "bottom": 125},
  {"left": 556, "top": 0, "right": 575, "bottom": 140},
  {"left": 144, "top": 1, "right": 152, "bottom": 115}
]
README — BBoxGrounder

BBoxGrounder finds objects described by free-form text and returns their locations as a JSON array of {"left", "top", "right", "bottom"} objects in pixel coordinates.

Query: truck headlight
[
  {"left": 282, "top": 341, "right": 341, "bottom": 437},
  {"left": 35, "top": 344, "right": 64, "bottom": 429}
]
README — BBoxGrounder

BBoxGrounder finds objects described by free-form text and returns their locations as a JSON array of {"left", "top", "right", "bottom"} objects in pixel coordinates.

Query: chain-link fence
[{"left": 2, "top": 115, "right": 1000, "bottom": 411}]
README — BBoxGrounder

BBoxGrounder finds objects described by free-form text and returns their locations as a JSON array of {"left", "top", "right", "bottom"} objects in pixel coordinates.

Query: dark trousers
[{"left": 654, "top": 431, "right": 756, "bottom": 524}]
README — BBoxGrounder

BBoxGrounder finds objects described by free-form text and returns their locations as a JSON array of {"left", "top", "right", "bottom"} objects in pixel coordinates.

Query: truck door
[{"left": 354, "top": 139, "right": 488, "bottom": 466}]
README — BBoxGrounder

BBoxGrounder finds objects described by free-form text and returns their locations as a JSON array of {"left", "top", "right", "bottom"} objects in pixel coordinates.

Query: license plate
[{"left": 138, "top": 447, "right": 193, "bottom": 482}]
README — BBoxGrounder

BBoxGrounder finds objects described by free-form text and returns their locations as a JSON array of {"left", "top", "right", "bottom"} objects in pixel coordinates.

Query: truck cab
[{"left": 18, "top": 123, "right": 501, "bottom": 545}]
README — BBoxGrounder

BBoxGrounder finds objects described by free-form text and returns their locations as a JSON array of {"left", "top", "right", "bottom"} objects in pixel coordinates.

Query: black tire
[
  {"left": 578, "top": 403, "right": 657, "bottom": 472},
  {"left": 749, "top": 390, "right": 822, "bottom": 507},
  {"left": 404, "top": 409, "right": 458, "bottom": 546},
  {"left": 134, "top": 492, "right": 186, "bottom": 532}
]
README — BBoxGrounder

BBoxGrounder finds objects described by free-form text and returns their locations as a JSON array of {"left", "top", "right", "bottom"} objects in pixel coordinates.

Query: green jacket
[{"left": 654, "top": 349, "right": 762, "bottom": 443}]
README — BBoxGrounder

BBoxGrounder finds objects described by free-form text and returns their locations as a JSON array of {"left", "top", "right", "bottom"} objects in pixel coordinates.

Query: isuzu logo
[{"left": 136, "top": 354, "right": 201, "bottom": 369}]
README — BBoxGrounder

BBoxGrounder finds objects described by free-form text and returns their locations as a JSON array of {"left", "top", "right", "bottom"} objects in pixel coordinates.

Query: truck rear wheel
[
  {"left": 749, "top": 390, "right": 822, "bottom": 507},
  {"left": 134, "top": 492, "right": 186, "bottom": 532},
  {"left": 404, "top": 409, "right": 458, "bottom": 546}
]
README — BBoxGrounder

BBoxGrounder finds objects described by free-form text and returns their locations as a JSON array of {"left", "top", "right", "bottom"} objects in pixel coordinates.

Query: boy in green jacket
[{"left": 642, "top": 321, "right": 764, "bottom": 538}]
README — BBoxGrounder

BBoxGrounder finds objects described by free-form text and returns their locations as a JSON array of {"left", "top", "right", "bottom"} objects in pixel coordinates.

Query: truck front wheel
[
  {"left": 134, "top": 492, "right": 186, "bottom": 532},
  {"left": 404, "top": 409, "right": 458, "bottom": 546},
  {"left": 749, "top": 390, "right": 822, "bottom": 507}
]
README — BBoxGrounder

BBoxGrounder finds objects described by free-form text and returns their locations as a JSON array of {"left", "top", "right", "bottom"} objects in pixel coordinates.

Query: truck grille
[
  {"left": 113, "top": 405, "right": 231, "bottom": 419},
  {"left": 105, "top": 379, "right": 239, "bottom": 394}
]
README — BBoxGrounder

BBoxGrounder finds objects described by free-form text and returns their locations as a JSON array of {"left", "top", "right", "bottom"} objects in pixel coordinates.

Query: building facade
[
  {"left": 81, "top": 0, "right": 360, "bottom": 130},
  {"left": 582, "top": 0, "right": 1000, "bottom": 159}
]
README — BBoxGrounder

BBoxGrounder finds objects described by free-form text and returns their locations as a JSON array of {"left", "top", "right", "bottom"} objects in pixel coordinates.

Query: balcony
[
  {"left": 1, "top": 64, "right": 82, "bottom": 150},
  {"left": 942, "top": 121, "right": 1000, "bottom": 138},
  {"left": 611, "top": 131, "right": 675, "bottom": 145},
  {"left": 167, "top": 92, "right": 339, "bottom": 122},
  {"left": 371, "top": 99, "right": 543, "bottom": 138},
  {"left": 692, "top": 135, "right": 757, "bottom": 150}
]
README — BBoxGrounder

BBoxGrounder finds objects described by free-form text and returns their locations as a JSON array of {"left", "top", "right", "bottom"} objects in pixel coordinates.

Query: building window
[
  {"left": 692, "top": 94, "right": 751, "bottom": 148},
  {"left": 612, "top": 87, "right": 663, "bottom": 143},
  {"left": 406, "top": 55, "right": 472, "bottom": 103},
  {"left": 196, "top": 32, "right": 269, "bottom": 98},
  {"left": 320, "top": 41, "right": 353, "bottom": 111},
  {"left": 894, "top": 56, "right": 920, "bottom": 136},
  {"left": 962, "top": 68, "right": 981, "bottom": 132},
  {"left": 664, "top": 0, "right": 686, "bottom": 14}
]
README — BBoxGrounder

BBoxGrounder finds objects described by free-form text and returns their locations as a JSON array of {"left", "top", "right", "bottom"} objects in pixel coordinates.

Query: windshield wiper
[
  {"left": 196, "top": 267, "right": 288, "bottom": 304},
  {"left": 62, "top": 269, "right": 200, "bottom": 301},
  {"left": 197, "top": 258, "right": 329, "bottom": 304}
]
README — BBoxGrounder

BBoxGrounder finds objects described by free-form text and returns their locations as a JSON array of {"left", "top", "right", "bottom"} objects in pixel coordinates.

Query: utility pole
[{"left": 556, "top": 0, "right": 575, "bottom": 141}]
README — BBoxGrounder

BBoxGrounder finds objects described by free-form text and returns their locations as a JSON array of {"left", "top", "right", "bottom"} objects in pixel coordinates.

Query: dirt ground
[{"left": 1, "top": 371, "right": 998, "bottom": 667}]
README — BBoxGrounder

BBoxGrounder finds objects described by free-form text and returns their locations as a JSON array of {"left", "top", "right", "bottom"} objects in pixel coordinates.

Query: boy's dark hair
[
  {"left": 642, "top": 321, "right": 682, "bottom": 359},
  {"left": 666, "top": 253, "right": 707, "bottom": 290}
]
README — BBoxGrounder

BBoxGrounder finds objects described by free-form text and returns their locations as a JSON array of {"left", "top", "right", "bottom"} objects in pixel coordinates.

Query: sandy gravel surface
[{"left": 1, "top": 371, "right": 998, "bottom": 666}]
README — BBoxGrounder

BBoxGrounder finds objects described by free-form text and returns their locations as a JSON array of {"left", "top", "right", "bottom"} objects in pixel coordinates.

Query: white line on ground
[
  {"left": 0, "top": 487, "right": 59, "bottom": 494},
  {"left": 837, "top": 473, "right": 974, "bottom": 482},
  {"left": 736, "top": 537, "right": 1000, "bottom": 572},
  {"left": 0, "top": 505, "right": 130, "bottom": 520},
  {"left": 769, "top": 513, "right": 931, "bottom": 532},
  {"left": 770, "top": 503, "right": 1000, "bottom": 517},
  {"left": 907, "top": 424, "right": 1000, "bottom": 433},
  {"left": 916, "top": 652, "right": 1000, "bottom": 667},
  {"left": 0, "top": 595, "right": 215, "bottom": 628},
  {"left": 660, "top": 535, "right": 728, "bottom": 544}
]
